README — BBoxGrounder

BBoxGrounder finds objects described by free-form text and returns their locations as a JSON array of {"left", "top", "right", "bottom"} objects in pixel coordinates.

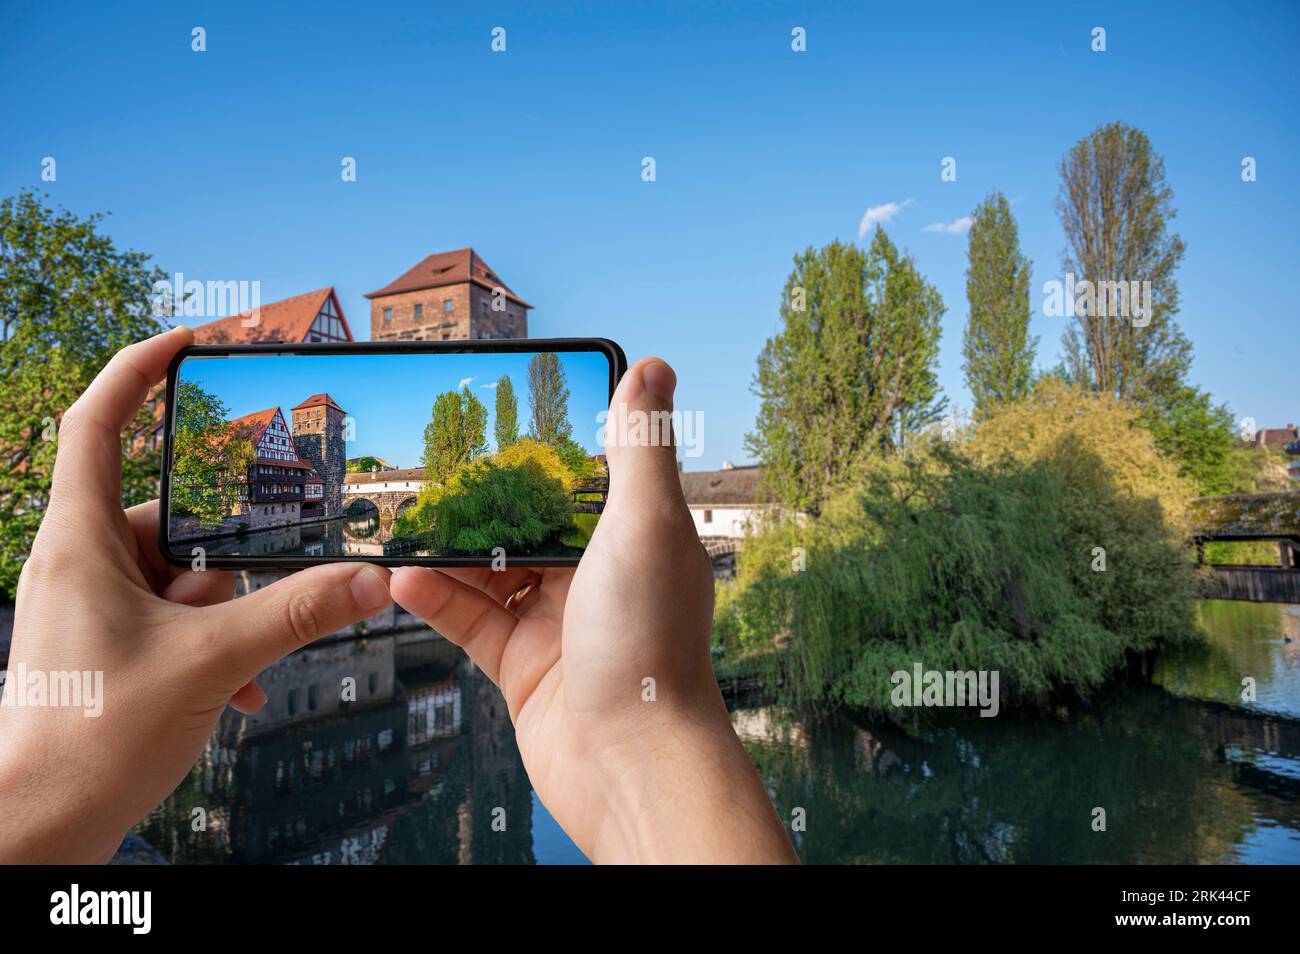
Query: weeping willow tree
[{"left": 715, "top": 380, "right": 1200, "bottom": 711}]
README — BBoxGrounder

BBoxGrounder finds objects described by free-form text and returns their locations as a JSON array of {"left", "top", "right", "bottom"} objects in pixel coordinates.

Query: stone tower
[
  {"left": 366, "top": 248, "right": 531, "bottom": 342},
  {"left": 291, "top": 393, "right": 347, "bottom": 519}
]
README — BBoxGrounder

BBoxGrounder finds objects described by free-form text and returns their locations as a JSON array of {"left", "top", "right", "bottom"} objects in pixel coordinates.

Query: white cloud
[
  {"left": 922, "top": 216, "right": 973, "bottom": 236},
  {"left": 481, "top": 381, "right": 499, "bottom": 390},
  {"left": 457, "top": 376, "right": 475, "bottom": 390},
  {"left": 858, "top": 199, "right": 914, "bottom": 237}
]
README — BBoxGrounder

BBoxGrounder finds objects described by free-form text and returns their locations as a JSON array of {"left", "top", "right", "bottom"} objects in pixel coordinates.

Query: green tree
[
  {"left": 0, "top": 190, "right": 167, "bottom": 597},
  {"left": 963, "top": 191, "right": 1036, "bottom": 414},
  {"left": 745, "top": 229, "right": 945, "bottom": 515},
  {"left": 170, "top": 382, "right": 255, "bottom": 526},
  {"left": 527, "top": 352, "right": 572, "bottom": 447},
  {"left": 395, "top": 439, "right": 576, "bottom": 552},
  {"left": 719, "top": 380, "right": 1200, "bottom": 711},
  {"left": 494, "top": 374, "right": 519, "bottom": 448},
  {"left": 422, "top": 386, "right": 488, "bottom": 483},
  {"left": 1138, "top": 385, "right": 1255, "bottom": 496},
  {"left": 556, "top": 437, "right": 595, "bottom": 480},
  {"left": 346, "top": 455, "right": 387, "bottom": 473},
  {"left": 1057, "top": 122, "right": 1191, "bottom": 407}
]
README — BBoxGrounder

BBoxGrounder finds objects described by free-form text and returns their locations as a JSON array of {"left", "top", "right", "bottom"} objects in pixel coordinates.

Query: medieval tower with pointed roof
[
  {"left": 365, "top": 248, "right": 531, "bottom": 341},
  {"left": 292, "top": 393, "right": 348, "bottom": 519}
]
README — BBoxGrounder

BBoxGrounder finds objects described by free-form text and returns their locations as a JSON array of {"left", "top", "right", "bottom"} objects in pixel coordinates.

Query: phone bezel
[{"left": 158, "top": 337, "right": 627, "bottom": 570}]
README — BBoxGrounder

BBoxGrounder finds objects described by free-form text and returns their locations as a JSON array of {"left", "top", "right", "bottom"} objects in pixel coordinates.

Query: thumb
[
  {"left": 205, "top": 563, "right": 392, "bottom": 680},
  {"left": 603, "top": 357, "right": 687, "bottom": 508}
]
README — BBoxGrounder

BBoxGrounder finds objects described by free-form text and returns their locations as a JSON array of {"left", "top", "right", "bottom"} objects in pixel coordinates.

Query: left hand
[{"left": 0, "top": 325, "right": 393, "bottom": 863}]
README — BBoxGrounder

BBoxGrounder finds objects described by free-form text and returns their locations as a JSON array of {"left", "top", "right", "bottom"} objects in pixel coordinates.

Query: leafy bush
[
  {"left": 717, "top": 387, "right": 1202, "bottom": 712},
  {"left": 395, "top": 439, "right": 575, "bottom": 552}
]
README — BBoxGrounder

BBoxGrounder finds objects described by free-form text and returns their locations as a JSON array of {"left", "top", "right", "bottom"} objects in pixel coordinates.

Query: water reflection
[
  {"left": 136, "top": 600, "right": 1300, "bottom": 864},
  {"left": 137, "top": 639, "right": 542, "bottom": 864},
  {"left": 194, "top": 512, "right": 585, "bottom": 560}
]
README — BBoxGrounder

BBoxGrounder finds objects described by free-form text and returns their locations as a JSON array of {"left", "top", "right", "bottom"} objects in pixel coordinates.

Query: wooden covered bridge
[{"left": 1189, "top": 492, "right": 1300, "bottom": 603}]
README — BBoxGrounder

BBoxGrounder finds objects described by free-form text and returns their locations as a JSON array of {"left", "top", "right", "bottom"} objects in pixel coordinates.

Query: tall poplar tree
[
  {"left": 1057, "top": 121, "right": 1190, "bottom": 406},
  {"left": 494, "top": 375, "right": 519, "bottom": 448},
  {"left": 527, "top": 352, "right": 572, "bottom": 448},
  {"left": 962, "top": 191, "right": 1036, "bottom": 415}
]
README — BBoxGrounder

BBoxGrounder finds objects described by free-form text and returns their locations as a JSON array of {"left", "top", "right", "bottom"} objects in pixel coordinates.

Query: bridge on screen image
[{"left": 343, "top": 467, "right": 608, "bottom": 524}]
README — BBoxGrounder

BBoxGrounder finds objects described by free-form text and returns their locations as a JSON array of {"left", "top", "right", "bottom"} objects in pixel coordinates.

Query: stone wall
[{"left": 369, "top": 283, "right": 527, "bottom": 341}]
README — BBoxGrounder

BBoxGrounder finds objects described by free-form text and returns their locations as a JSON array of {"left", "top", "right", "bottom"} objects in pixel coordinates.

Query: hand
[
  {"left": 0, "top": 326, "right": 393, "bottom": 863},
  {"left": 390, "top": 357, "right": 798, "bottom": 863}
]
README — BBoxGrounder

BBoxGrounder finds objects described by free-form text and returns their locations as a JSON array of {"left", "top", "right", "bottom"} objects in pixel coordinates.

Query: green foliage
[
  {"left": 526, "top": 352, "right": 572, "bottom": 447},
  {"left": 493, "top": 374, "right": 519, "bottom": 448},
  {"left": 170, "top": 382, "right": 255, "bottom": 526},
  {"left": 969, "top": 376, "right": 1195, "bottom": 531},
  {"left": 745, "top": 230, "right": 945, "bottom": 517},
  {"left": 0, "top": 190, "right": 168, "bottom": 597},
  {"left": 396, "top": 439, "right": 574, "bottom": 552},
  {"left": 561, "top": 512, "right": 599, "bottom": 549},
  {"left": 346, "top": 455, "right": 387, "bottom": 473},
  {"left": 421, "top": 386, "right": 487, "bottom": 484},
  {"left": 556, "top": 437, "right": 595, "bottom": 479},
  {"left": 1202, "top": 541, "right": 1281, "bottom": 566},
  {"left": 715, "top": 441, "right": 1200, "bottom": 712},
  {"left": 963, "top": 191, "right": 1036, "bottom": 414},
  {"left": 1057, "top": 121, "right": 1191, "bottom": 408},
  {"left": 1138, "top": 385, "right": 1255, "bottom": 495}
]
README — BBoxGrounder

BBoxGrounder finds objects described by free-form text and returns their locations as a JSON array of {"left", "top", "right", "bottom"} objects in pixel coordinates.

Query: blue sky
[
  {"left": 3, "top": 1, "right": 1297, "bottom": 469},
  {"left": 176, "top": 350, "right": 611, "bottom": 468}
]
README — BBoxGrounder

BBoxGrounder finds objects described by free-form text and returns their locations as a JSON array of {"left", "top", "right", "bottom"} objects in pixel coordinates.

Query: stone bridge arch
[
  {"left": 699, "top": 535, "right": 743, "bottom": 577},
  {"left": 346, "top": 493, "right": 419, "bottom": 524}
]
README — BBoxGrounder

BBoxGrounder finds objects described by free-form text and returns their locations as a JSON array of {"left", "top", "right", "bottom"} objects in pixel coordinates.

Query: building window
[
  {"left": 443, "top": 299, "right": 454, "bottom": 314},
  {"left": 414, "top": 303, "right": 423, "bottom": 319},
  {"left": 703, "top": 510, "right": 713, "bottom": 524},
  {"left": 383, "top": 308, "right": 392, "bottom": 323},
  {"left": 368, "top": 673, "right": 378, "bottom": 695},
  {"left": 307, "top": 685, "right": 318, "bottom": 711},
  {"left": 287, "top": 689, "right": 297, "bottom": 716}
]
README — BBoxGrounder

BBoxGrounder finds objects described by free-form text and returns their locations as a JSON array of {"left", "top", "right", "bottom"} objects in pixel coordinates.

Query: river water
[{"left": 134, "top": 599, "right": 1300, "bottom": 864}]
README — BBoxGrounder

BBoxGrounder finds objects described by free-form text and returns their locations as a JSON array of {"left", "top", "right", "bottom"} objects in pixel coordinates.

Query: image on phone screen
[{"left": 162, "top": 343, "right": 618, "bottom": 564}]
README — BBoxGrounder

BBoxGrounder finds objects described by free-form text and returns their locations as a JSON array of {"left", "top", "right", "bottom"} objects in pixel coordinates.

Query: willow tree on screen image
[
  {"left": 745, "top": 228, "right": 946, "bottom": 516},
  {"left": 170, "top": 382, "right": 255, "bottom": 527}
]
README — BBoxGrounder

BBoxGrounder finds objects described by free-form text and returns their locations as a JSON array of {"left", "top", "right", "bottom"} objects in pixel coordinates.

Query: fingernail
[
  {"left": 641, "top": 359, "right": 676, "bottom": 403},
  {"left": 350, "top": 565, "right": 391, "bottom": 612},
  {"left": 169, "top": 324, "right": 194, "bottom": 344}
]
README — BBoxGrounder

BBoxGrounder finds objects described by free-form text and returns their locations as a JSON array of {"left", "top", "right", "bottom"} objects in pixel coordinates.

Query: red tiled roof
[
  {"left": 227, "top": 407, "right": 315, "bottom": 471},
  {"left": 192, "top": 288, "right": 351, "bottom": 344},
  {"left": 227, "top": 407, "right": 279, "bottom": 446},
  {"left": 364, "top": 248, "right": 532, "bottom": 308},
  {"left": 292, "top": 392, "right": 346, "bottom": 413}
]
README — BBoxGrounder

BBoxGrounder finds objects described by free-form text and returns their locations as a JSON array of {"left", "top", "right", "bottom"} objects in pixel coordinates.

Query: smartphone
[{"left": 159, "top": 338, "right": 626, "bottom": 568}]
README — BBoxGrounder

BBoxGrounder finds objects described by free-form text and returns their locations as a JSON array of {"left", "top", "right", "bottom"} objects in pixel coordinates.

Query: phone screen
[{"left": 163, "top": 342, "right": 620, "bottom": 565}]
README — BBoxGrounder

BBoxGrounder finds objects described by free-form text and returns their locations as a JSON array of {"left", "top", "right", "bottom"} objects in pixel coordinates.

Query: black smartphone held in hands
[{"left": 158, "top": 338, "right": 626, "bottom": 569}]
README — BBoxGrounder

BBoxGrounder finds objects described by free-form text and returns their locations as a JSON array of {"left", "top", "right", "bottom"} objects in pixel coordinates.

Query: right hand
[{"left": 389, "top": 357, "right": 797, "bottom": 863}]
